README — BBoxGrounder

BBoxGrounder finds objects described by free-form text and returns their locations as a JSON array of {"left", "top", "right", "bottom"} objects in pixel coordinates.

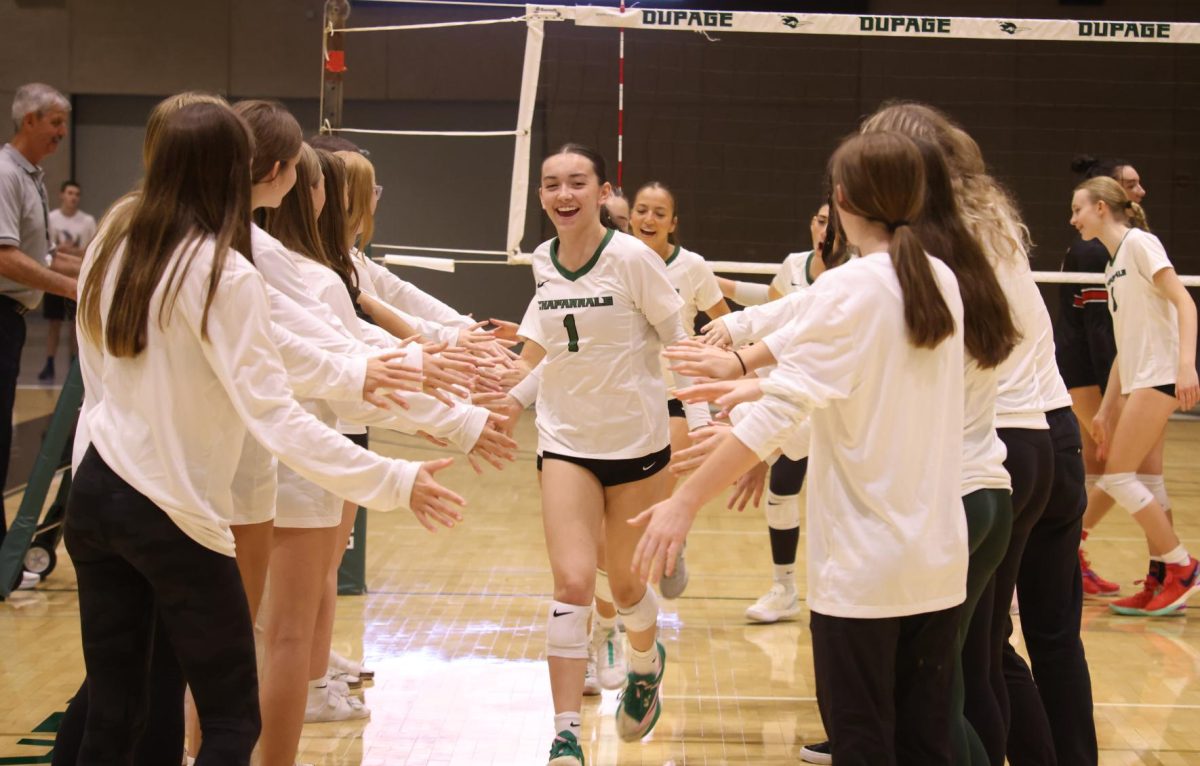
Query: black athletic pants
[
  {"left": 0, "top": 302, "right": 25, "bottom": 542},
  {"left": 53, "top": 615, "right": 185, "bottom": 766},
  {"left": 63, "top": 447, "right": 260, "bottom": 765},
  {"left": 811, "top": 605, "right": 960, "bottom": 766},
  {"left": 953, "top": 488, "right": 1013, "bottom": 766},
  {"left": 1004, "top": 408, "right": 1098, "bottom": 766},
  {"left": 966, "top": 426, "right": 1053, "bottom": 766}
]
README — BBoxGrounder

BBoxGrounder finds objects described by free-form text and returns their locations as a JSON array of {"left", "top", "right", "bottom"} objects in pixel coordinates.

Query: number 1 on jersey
[{"left": 563, "top": 314, "right": 580, "bottom": 352}]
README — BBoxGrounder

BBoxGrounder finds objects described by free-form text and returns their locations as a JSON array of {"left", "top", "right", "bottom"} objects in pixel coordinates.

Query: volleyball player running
[
  {"left": 1071, "top": 176, "right": 1200, "bottom": 615},
  {"left": 636, "top": 130, "right": 968, "bottom": 765},
  {"left": 500, "top": 143, "right": 706, "bottom": 766},
  {"left": 630, "top": 180, "right": 729, "bottom": 597}
]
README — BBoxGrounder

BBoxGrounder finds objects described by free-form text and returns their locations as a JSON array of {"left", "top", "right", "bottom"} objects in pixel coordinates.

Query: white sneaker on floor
[
  {"left": 744, "top": 583, "right": 802, "bottom": 623},
  {"left": 596, "top": 628, "right": 627, "bottom": 690},
  {"left": 329, "top": 650, "right": 373, "bottom": 680},
  {"left": 18, "top": 571, "right": 40, "bottom": 590},
  {"left": 583, "top": 655, "right": 601, "bottom": 696},
  {"left": 327, "top": 669, "right": 361, "bottom": 691},
  {"left": 304, "top": 685, "right": 369, "bottom": 723}
]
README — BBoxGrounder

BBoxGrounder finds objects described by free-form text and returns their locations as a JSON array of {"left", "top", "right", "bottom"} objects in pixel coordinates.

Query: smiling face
[
  {"left": 1069, "top": 188, "right": 1105, "bottom": 240},
  {"left": 538, "top": 152, "right": 610, "bottom": 235},
  {"left": 630, "top": 185, "right": 677, "bottom": 254},
  {"left": 19, "top": 107, "right": 68, "bottom": 163},
  {"left": 1115, "top": 164, "right": 1146, "bottom": 204}
]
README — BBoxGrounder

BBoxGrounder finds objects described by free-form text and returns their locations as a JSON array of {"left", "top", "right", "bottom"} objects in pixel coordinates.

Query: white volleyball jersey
[
  {"left": 1105, "top": 227, "right": 1179, "bottom": 393},
  {"left": 664, "top": 245, "right": 723, "bottom": 332},
  {"left": 770, "top": 250, "right": 817, "bottom": 296},
  {"left": 518, "top": 229, "right": 684, "bottom": 459}
]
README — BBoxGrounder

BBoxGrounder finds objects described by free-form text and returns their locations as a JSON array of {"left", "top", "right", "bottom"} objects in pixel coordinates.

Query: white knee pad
[
  {"left": 545, "top": 601, "right": 591, "bottom": 660},
  {"left": 1137, "top": 474, "right": 1170, "bottom": 511},
  {"left": 765, "top": 491, "right": 801, "bottom": 530},
  {"left": 1084, "top": 474, "right": 1099, "bottom": 494},
  {"left": 1096, "top": 473, "right": 1154, "bottom": 514},
  {"left": 594, "top": 568, "right": 613, "bottom": 603},
  {"left": 617, "top": 587, "right": 659, "bottom": 633}
]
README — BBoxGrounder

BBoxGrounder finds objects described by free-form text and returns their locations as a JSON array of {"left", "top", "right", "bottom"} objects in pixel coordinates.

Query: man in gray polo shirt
[{"left": 0, "top": 83, "right": 78, "bottom": 580}]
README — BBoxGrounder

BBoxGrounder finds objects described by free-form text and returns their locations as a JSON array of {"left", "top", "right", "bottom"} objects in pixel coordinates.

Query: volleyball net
[{"left": 321, "top": 1, "right": 1200, "bottom": 287}]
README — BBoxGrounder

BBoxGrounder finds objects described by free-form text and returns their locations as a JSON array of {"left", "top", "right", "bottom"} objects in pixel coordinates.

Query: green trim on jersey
[
  {"left": 665, "top": 244, "right": 681, "bottom": 267},
  {"left": 804, "top": 251, "right": 817, "bottom": 285},
  {"left": 1108, "top": 229, "right": 1131, "bottom": 267},
  {"left": 551, "top": 228, "right": 615, "bottom": 282}
]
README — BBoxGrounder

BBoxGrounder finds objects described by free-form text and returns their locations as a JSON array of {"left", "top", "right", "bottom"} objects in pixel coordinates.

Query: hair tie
[{"left": 887, "top": 220, "right": 910, "bottom": 232}]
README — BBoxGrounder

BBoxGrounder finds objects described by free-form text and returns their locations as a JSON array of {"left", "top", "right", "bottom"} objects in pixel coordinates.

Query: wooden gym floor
[{"left": 2, "top": 392, "right": 1199, "bottom": 765}]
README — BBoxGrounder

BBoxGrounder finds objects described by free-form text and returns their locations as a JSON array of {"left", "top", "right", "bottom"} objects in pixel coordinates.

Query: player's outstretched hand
[
  {"left": 628, "top": 496, "right": 697, "bottom": 585},
  {"left": 467, "top": 415, "right": 519, "bottom": 473},
  {"left": 487, "top": 318, "right": 522, "bottom": 343},
  {"left": 362, "top": 350, "right": 423, "bottom": 409},
  {"left": 670, "top": 423, "right": 731, "bottom": 474},
  {"left": 422, "top": 351, "right": 475, "bottom": 404},
  {"left": 728, "top": 461, "right": 768, "bottom": 512},
  {"left": 674, "top": 378, "right": 763, "bottom": 412},
  {"left": 409, "top": 458, "right": 466, "bottom": 532},
  {"left": 698, "top": 318, "right": 733, "bottom": 348},
  {"left": 665, "top": 340, "right": 743, "bottom": 381}
]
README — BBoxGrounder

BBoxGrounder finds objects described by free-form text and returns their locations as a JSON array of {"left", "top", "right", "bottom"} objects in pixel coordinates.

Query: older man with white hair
[{"left": 0, "top": 83, "right": 79, "bottom": 589}]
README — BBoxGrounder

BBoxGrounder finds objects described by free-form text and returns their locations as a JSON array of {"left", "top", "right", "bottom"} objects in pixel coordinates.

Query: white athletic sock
[
  {"left": 1150, "top": 554, "right": 1165, "bottom": 563},
  {"left": 594, "top": 610, "right": 616, "bottom": 632},
  {"left": 628, "top": 644, "right": 660, "bottom": 676},
  {"left": 1161, "top": 545, "right": 1190, "bottom": 567},
  {"left": 773, "top": 564, "right": 796, "bottom": 592},
  {"left": 554, "top": 711, "right": 582, "bottom": 737}
]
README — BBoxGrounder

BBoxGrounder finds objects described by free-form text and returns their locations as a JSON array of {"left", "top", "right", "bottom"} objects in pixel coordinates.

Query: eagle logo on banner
[
  {"left": 780, "top": 15, "right": 812, "bottom": 30},
  {"left": 998, "top": 21, "right": 1028, "bottom": 35}
]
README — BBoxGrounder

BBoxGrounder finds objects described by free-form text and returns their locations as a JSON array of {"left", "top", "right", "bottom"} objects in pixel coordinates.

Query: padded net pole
[
  {"left": 506, "top": 10, "right": 546, "bottom": 260},
  {"left": 321, "top": 0, "right": 350, "bottom": 133}
]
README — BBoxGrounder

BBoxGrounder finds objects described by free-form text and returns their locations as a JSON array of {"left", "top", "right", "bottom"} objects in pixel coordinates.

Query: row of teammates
[
  {"left": 488, "top": 103, "right": 1198, "bottom": 766},
  {"left": 3, "top": 81, "right": 1197, "bottom": 766}
]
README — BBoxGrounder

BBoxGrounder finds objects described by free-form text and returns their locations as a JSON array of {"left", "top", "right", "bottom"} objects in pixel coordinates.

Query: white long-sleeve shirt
[
  {"left": 77, "top": 235, "right": 422, "bottom": 556},
  {"left": 350, "top": 250, "right": 472, "bottom": 331},
  {"left": 721, "top": 288, "right": 816, "bottom": 347},
  {"left": 731, "top": 252, "right": 967, "bottom": 619}
]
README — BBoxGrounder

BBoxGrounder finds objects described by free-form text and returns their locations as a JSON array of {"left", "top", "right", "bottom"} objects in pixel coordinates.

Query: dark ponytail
[{"left": 830, "top": 132, "right": 954, "bottom": 349}]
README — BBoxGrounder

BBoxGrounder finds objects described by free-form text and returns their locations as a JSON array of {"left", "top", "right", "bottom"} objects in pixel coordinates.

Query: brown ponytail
[{"left": 830, "top": 132, "right": 955, "bottom": 349}]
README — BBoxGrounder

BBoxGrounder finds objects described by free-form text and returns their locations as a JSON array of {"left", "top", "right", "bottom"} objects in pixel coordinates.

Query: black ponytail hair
[{"left": 1070, "top": 154, "right": 1133, "bottom": 181}]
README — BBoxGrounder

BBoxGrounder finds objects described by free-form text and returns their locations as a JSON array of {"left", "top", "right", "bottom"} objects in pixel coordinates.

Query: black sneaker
[
  {"left": 37, "top": 358, "right": 54, "bottom": 382},
  {"left": 800, "top": 740, "right": 832, "bottom": 764}
]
